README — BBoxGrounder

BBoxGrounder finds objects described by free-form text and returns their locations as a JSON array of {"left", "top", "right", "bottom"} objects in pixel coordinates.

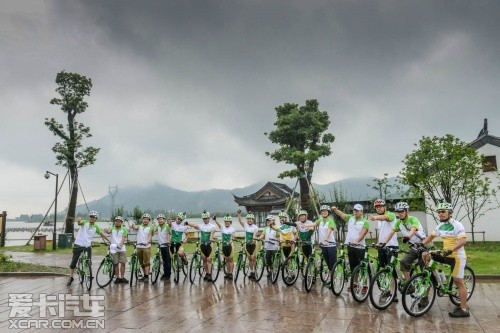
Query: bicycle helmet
[
  {"left": 265, "top": 215, "right": 275, "bottom": 221},
  {"left": 436, "top": 202, "right": 453, "bottom": 213},
  {"left": 298, "top": 209, "right": 308, "bottom": 216},
  {"left": 278, "top": 210, "right": 288, "bottom": 218},
  {"left": 114, "top": 216, "right": 124, "bottom": 222},
  {"left": 246, "top": 212, "right": 255, "bottom": 220},
  {"left": 223, "top": 214, "right": 232, "bottom": 222},
  {"left": 319, "top": 205, "right": 331, "bottom": 212},
  {"left": 201, "top": 210, "right": 210, "bottom": 219},
  {"left": 373, "top": 199, "right": 386, "bottom": 207},
  {"left": 142, "top": 213, "right": 151, "bottom": 220},
  {"left": 394, "top": 202, "right": 409, "bottom": 212},
  {"left": 89, "top": 211, "right": 98, "bottom": 218},
  {"left": 177, "top": 212, "right": 187, "bottom": 221},
  {"left": 157, "top": 214, "right": 166, "bottom": 220}
]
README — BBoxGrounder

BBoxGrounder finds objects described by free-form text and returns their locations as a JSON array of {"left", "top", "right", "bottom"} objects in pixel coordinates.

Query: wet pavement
[{"left": 1, "top": 252, "right": 500, "bottom": 332}]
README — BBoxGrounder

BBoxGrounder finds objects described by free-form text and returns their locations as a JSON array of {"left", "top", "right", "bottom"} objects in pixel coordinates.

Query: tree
[
  {"left": 45, "top": 71, "right": 100, "bottom": 234},
  {"left": 400, "top": 134, "right": 499, "bottom": 242},
  {"left": 367, "top": 173, "right": 393, "bottom": 201},
  {"left": 265, "top": 99, "right": 335, "bottom": 214}
]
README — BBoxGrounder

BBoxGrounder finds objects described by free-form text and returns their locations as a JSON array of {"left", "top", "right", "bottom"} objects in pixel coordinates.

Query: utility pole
[{"left": 108, "top": 185, "right": 118, "bottom": 219}]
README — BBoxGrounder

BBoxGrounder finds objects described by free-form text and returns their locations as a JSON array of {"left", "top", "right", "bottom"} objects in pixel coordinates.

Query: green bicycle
[
  {"left": 210, "top": 241, "right": 222, "bottom": 282},
  {"left": 349, "top": 244, "right": 380, "bottom": 303},
  {"left": 129, "top": 242, "right": 146, "bottom": 286},
  {"left": 402, "top": 249, "right": 476, "bottom": 317},
  {"left": 189, "top": 241, "right": 205, "bottom": 283},
  {"left": 76, "top": 246, "right": 93, "bottom": 291},
  {"left": 150, "top": 242, "right": 167, "bottom": 284},
  {"left": 170, "top": 243, "right": 187, "bottom": 283},
  {"left": 281, "top": 241, "right": 300, "bottom": 286},
  {"left": 331, "top": 244, "right": 350, "bottom": 296},
  {"left": 96, "top": 244, "right": 114, "bottom": 288},
  {"left": 304, "top": 245, "right": 329, "bottom": 292},
  {"left": 251, "top": 240, "right": 266, "bottom": 282},
  {"left": 234, "top": 240, "right": 249, "bottom": 281}
]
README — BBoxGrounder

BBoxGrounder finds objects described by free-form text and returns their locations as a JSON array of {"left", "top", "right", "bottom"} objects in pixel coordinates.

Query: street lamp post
[{"left": 45, "top": 171, "right": 58, "bottom": 250}]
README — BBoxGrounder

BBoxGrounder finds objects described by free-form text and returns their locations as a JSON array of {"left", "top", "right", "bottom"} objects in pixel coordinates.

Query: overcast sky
[{"left": 1, "top": 0, "right": 500, "bottom": 217}]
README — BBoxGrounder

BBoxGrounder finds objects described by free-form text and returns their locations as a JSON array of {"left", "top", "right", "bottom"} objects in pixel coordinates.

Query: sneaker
[
  {"left": 393, "top": 297, "right": 399, "bottom": 303},
  {"left": 182, "top": 258, "right": 188, "bottom": 266},
  {"left": 114, "top": 277, "right": 122, "bottom": 284},
  {"left": 121, "top": 278, "right": 129, "bottom": 284},
  {"left": 249, "top": 272, "right": 256, "bottom": 280},
  {"left": 206, "top": 274, "right": 212, "bottom": 282},
  {"left": 67, "top": 276, "right": 74, "bottom": 286},
  {"left": 449, "top": 307, "right": 470, "bottom": 318},
  {"left": 406, "top": 285, "right": 415, "bottom": 295},
  {"left": 143, "top": 276, "right": 149, "bottom": 283}
]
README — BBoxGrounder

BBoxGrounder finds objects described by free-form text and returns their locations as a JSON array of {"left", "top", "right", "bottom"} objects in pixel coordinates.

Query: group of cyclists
[{"left": 66, "top": 198, "right": 471, "bottom": 318}]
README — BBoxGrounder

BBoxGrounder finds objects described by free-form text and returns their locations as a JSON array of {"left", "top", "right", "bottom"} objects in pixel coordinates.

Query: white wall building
[{"left": 466, "top": 119, "right": 500, "bottom": 241}]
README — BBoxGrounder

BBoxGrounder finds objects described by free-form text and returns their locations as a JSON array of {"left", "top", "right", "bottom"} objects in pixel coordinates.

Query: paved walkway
[{"left": 1, "top": 252, "right": 499, "bottom": 332}]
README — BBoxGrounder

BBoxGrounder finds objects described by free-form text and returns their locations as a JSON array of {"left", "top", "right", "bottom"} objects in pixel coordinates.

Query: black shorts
[
  {"left": 200, "top": 243, "right": 213, "bottom": 257},
  {"left": 222, "top": 244, "right": 233, "bottom": 257},
  {"left": 69, "top": 245, "right": 92, "bottom": 269},
  {"left": 301, "top": 243, "right": 312, "bottom": 259},
  {"left": 170, "top": 243, "right": 182, "bottom": 254},
  {"left": 282, "top": 246, "right": 292, "bottom": 258},
  {"left": 245, "top": 243, "right": 256, "bottom": 256}
]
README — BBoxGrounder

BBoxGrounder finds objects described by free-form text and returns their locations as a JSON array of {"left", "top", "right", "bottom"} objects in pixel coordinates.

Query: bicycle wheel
[
  {"left": 282, "top": 255, "right": 300, "bottom": 286},
  {"left": 271, "top": 254, "right": 281, "bottom": 284},
  {"left": 173, "top": 256, "right": 180, "bottom": 283},
  {"left": 304, "top": 259, "right": 315, "bottom": 292},
  {"left": 331, "top": 261, "right": 345, "bottom": 296},
  {"left": 243, "top": 255, "right": 250, "bottom": 277},
  {"left": 84, "top": 259, "right": 93, "bottom": 291},
  {"left": 77, "top": 258, "right": 84, "bottom": 284},
  {"left": 351, "top": 264, "right": 370, "bottom": 303},
  {"left": 96, "top": 257, "right": 114, "bottom": 288},
  {"left": 211, "top": 254, "right": 221, "bottom": 282},
  {"left": 449, "top": 265, "right": 475, "bottom": 306},
  {"left": 189, "top": 253, "right": 199, "bottom": 283},
  {"left": 129, "top": 257, "right": 137, "bottom": 286},
  {"left": 402, "top": 272, "right": 436, "bottom": 317},
  {"left": 151, "top": 255, "right": 161, "bottom": 284},
  {"left": 320, "top": 257, "right": 330, "bottom": 283},
  {"left": 254, "top": 252, "right": 266, "bottom": 282},
  {"left": 235, "top": 253, "right": 244, "bottom": 281},
  {"left": 369, "top": 268, "right": 397, "bottom": 310}
]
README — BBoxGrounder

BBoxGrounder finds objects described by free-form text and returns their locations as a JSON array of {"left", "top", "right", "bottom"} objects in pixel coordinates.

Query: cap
[{"left": 353, "top": 204, "right": 363, "bottom": 211}]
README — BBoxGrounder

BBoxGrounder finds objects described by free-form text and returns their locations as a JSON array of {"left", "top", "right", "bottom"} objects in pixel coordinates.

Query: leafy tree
[
  {"left": 400, "top": 134, "right": 499, "bottom": 242},
  {"left": 265, "top": 99, "right": 335, "bottom": 213},
  {"left": 367, "top": 173, "right": 393, "bottom": 201},
  {"left": 45, "top": 71, "right": 100, "bottom": 234},
  {"left": 132, "top": 206, "right": 143, "bottom": 223}
]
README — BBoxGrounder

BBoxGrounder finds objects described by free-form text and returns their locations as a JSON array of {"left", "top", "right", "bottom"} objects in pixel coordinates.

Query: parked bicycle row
[{"left": 66, "top": 200, "right": 475, "bottom": 318}]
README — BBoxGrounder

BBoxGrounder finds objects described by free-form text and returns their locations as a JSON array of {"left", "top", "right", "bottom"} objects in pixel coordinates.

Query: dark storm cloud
[{"left": 2, "top": 0, "right": 500, "bottom": 216}]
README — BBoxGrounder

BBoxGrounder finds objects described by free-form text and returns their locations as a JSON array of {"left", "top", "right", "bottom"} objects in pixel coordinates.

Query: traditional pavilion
[{"left": 233, "top": 182, "right": 299, "bottom": 227}]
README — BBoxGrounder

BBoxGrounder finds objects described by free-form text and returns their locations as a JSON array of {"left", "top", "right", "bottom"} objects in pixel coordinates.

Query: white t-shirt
[
  {"left": 109, "top": 226, "right": 127, "bottom": 253},
  {"left": 136, "top": 224, "right": 153, "bottom": 248},
  {"left": 74, "top": 221, "right": 102, "bottom": 247},
  {"left": 344, "top": 215, "right": 370, "bottom": 247},
  {"left": 263, "top": 226, "right": 279, "bottom": 250}
]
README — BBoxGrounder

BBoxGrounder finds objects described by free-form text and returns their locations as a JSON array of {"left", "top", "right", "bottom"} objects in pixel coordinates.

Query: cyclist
[
  {"left": 154, "top": 214, "right": 171, "bottom": 280},
  {"left": 258, "top": 215, "right": 280, "bottom": 278},
  {"left": 130, "top": 214, "right": 154, "bottom": 283},
  {"left": 379, "top": 202, "right": 426, "bottom": 284},
  {"left": 273, "top": 210, "right": 297, "bottom": 260},
  {"left": 369, "top": 199, "right": 399, "bottom": 268},
  {"left": 289, "top": 210, "right": 314, "bottom": 261},
  {"left": 421, "top": 202, "right": 470, "bottom": 318},
  {"left": 237, "top": 210, "right": 259, "bottom": 279},
  {"left": 213, "top": 214, "right": 236, "bottom": 280},
  {"left": 67, "top": 211, "right": 110, "bottom": 286},
  {"left": 290, "top": 207, "right": 337, "bottom": 272},
  {"left": 103, "top": 216, "right": 128, "bottom": 284},
  {"left": 185, "top": 210, "right": 217, "bottom": 282},
  {"left": 332, "top": 204, "right": 370, "bottom": 274},
  {"left": 171, "top": 212, "right": 189, "bottom": 265}
]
